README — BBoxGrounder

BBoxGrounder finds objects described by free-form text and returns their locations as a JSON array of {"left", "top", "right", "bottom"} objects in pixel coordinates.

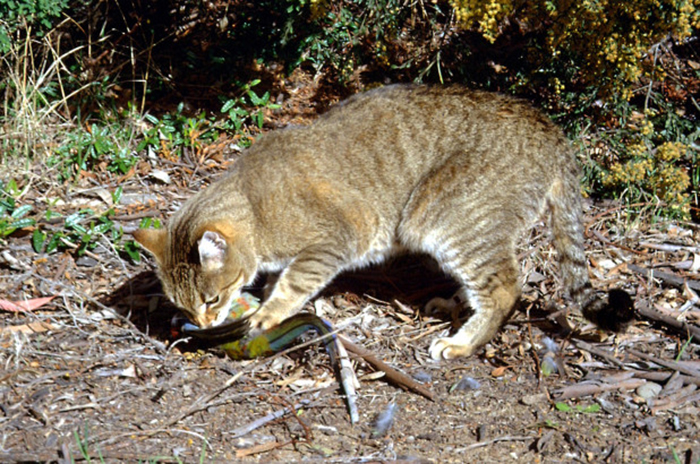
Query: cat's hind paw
[
  {"left": 425, "top": 296, "right": 458, "bottom": 316},
  {"left": 425, "top": 289, "right": 468, "bottom": 321},
  {"left": 429, "top": 336, "right": 476, "bottom": 360}
]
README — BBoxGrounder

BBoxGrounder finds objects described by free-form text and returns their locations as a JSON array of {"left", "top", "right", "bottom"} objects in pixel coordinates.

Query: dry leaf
[
  {"left": 3, "top": 321, "right": 57, "bottom": 334},
  {"left": 491, "top": 366, "right": 511, "bottom": 377},
  {"left": 690, "top": 253, "right": 700, "bottom": 273},
  {"left": 149, "top": 169, "right": 172, "bottom": 184},
  {"left": 0, "top": 296, "right": 56, "bottom": 313}
]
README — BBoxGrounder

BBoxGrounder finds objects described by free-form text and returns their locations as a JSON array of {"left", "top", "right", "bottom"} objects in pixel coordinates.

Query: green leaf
[
  {"left": 9, "top": 217, "right": 35, "bottom": 231},
  {"left": 65, "top": 210, "right": 92, "bottom": 230},
  {"left": 123, "top": 240, "right": 141, "bottom": 262},
  {"left": 111, "top": 186, "right": 123, "bottom": 205},
  {"left": 92, "top": 221, "right": 113, "bottom": 235},
  {"left": 11, "top": 203, "right": 32, "bottom": 219},
  {"left": 555, "top": 402, "right": 572, "bottom": 412},
  {"left": 543, "top": 419, "right": 559, "bottom": 429},
  {"left": 6, "top": 178, "right": 19, "bottom": 196},
  {"left": 221, "top": 99, "right": 236, "bottom": 113},
  {"left": 46, "top": 233, "right": 62, "bottom": 253},
  {"left": 45, "top": 210, "right": 62, "bottom": 220},
  {"left": 248, "top": 90, "right": 265, "bottom": 106},
  {"left": 576, "top": 403, "right": 601, "bottom": 414},
  {"left": 32, "top": 229, "right": 46, "bottom": 252}
]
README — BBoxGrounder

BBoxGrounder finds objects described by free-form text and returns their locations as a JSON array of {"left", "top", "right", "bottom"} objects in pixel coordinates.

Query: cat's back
[
  {"left": 242, "top": 85, "right": 571, "bottom": 172},
  {"left": 234, "top": 85, "right": 578, "bottom": 205}
]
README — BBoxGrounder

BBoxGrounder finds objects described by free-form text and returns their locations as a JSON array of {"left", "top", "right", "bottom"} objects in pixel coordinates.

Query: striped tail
[{"left": 547, "top": 179, "right": 633, "bottom": 331}]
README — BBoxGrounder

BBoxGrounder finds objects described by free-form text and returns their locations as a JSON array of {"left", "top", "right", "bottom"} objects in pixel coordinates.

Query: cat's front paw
[
  {"left": 247, "top": 307, "right": 285, "bottom": 332},
  {"left": 429, "top": 336, "right": 476, "bottom": 360}
]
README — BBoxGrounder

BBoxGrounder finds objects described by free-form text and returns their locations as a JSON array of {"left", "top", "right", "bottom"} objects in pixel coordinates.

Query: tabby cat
[{"left": 134, "top": 84, "right": 632, "bottom": 360}]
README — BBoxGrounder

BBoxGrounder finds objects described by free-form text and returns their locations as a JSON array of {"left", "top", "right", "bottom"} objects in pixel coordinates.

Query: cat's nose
[{"left": 193, "top": 311, "right": 217, "bottom": 328}]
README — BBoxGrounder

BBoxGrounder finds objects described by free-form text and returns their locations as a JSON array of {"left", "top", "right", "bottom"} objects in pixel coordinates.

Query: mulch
[{"left": 1, "top": 82, "right": 699, "bottom": 461}]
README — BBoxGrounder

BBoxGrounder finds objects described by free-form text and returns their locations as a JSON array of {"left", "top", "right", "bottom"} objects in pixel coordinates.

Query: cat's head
[{"left": 133, "top": 224, "right": 256, "bottom": 328}]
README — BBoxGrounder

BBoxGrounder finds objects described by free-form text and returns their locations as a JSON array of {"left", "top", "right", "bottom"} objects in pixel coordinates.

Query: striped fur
[{"left": 134, "top": 84, "right": 632, "bottom": 360}]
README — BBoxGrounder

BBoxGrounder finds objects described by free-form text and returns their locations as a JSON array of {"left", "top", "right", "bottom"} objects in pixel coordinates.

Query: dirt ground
[{"left": 2, "top": 81, "right": 700, "bottom": 463}]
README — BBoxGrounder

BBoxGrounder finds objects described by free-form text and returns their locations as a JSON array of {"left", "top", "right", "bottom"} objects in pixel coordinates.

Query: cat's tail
[{"left": 547, "top": 179, "right": 634, "bottom": 332}]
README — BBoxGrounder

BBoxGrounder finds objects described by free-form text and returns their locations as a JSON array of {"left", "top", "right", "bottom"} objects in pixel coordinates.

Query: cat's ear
[
  {"left": 198, "top": 231, "right": 227, "bottom": 270},
  {"left": 133, "top": 228, "right": 167, "bottom": 262}
]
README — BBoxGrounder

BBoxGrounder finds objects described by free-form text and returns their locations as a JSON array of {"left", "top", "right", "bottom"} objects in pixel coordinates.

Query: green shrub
[
  {"left": 0, "top": 0, "right": 70, "bottom": 53},
  {"left": 0, "top": 179, "right": 35, "bottom": 239},
  {"left": 449, "top": 0, "right": 700, "bottom": 99},
  {"left": 448, "top": 0, "right": 699, "bottom": 216},
  {"left": 592, "top": 93, "right": 699, "bottom": 217},
  {"left": 48, "top": 123, "right": 139, "bottom": 182},
  {"left": 137, "top": 104, "right": 217, "bottom": 161},
  {"left": 287, "top": 0, "right": 412, "bottom": 82}
]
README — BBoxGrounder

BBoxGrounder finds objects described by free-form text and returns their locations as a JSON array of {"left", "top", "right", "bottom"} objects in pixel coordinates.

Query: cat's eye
[{"left": 205, "top": 295, "right": 221, "bottom": 306}]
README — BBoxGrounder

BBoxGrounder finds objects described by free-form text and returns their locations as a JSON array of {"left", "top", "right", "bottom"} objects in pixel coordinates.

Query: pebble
[
  {"left": 232, "top": 434, "right": 276, "bottom": 448},
  {"left": 412, "top": 371, "right": 432, "bottom": 383},
  {"left": 636, "top": 382, "right": 663, "bottom": 400},
  {"left": 521, "top": 393, "right": 547, "bottom": 405},
  {"left": 314, "top": 424, "right": 338, "bottom": 435},
  {"left": 75, "top": 256, "right": 98, "bottom": 267},
  {"left": 671, "top": 415, "right": 682, "bottom": 431},
  {"left": 451, "top": 376, "right": 480, "bottom": 392}
]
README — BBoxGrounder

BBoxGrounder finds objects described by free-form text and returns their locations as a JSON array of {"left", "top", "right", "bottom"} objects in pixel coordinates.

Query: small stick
[
  {"left": 651, "top": 390, "right": 700, "bottom": 414},
  {"left": 30, "top": 274, "right": 168, "bottom": 353},
  {"left": 229, "top": 399, "right": 315, "bottom": 438},
  {"left": 628, "top": 264, "right": 700, "bottom": 292},
  {"left": 235, "top": 440, "right": 292, "bottom": 459},
  {"left": 453, "top": 435, "right": 534, "bottom": 452},
  {"left": 554, "top": 378, "right": 646, "bottom": 400},
  {"left": 588, "top": 229, "right": 645, "bottom": 255},
  {"left": 406, "top": 321, "right": 451, "bottom": 342},
  {"left": 639, "top": 242, "right": 700, "bottom": 253},
  {"left": 572, "top": 339, "right": 626, "bottom": 368},
  {"left": 334, "top": 336, "right": 360, "bottom": 424},
  {"left": 339, "top": 335, "right": 435, "bottom": 402},
  {"left": 166, "top": 371, "right": 245, "bottom": 426},
  {"left": 631, "top": 369, "right": 700, "bottom": 387},
  {"left": 635, "top": 301, "right": 700, "bottom": 340},
  {"left": 626, "top": 347, "right": 700, "bottom": 380}
]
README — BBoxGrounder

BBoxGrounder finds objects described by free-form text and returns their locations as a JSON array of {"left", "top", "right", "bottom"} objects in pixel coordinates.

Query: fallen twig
[
  {"left": 31, "top": 274, "right": 168, "bottom": 353},
  {"left": 631, "top": 369, "right": 700, "bottom": 387},
  {"left": 626, "top": 347, "right": 700, "bottom": 380},
  {"left": 588, "top": 229, "right": 644, "bottom": 255},
  {"left": 166, "top": 371, "right": 245, "bottom": 426},
  {"left": 628, "top": 264, "right": 700, "bottom": 292},
  {"left": 229, "top": 399, "right": 317, "bottom": 438},
  {"left": 339, "top": 335, "right": 436, "bottom": 402},
  {"left": 553, "top": 377, "right": 646, "bottom": 400},
  {"left": 651, "top": 387, "right": 700, "bottom": 414},
  {"left": 453, "top": 435, "right": 534, "bottom": 452},
  {"left": 639, "top": 242, "right": 700, "bottom": 253},
  {"left": 405, "top": 321, "right": 451, "bottom": 342},
  {"left": 572, "top": 339, "right": 626, "bottom": 368},
  {"left": 334, "top": 336, "right": 360, "bottom": 424},
  {"left": 635, "top": 301, "right": 700, "bottom": 340},
  {"left": 0, "top": 451, "right": 181, "bottom": 463},
  {"left": 235, "top": 440, "right": 292, "bottom": 459}
]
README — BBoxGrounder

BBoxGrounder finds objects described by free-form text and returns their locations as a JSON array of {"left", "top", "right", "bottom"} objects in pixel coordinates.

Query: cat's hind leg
[
  {"left": 428, "top": 254, "right": 520, "bottom": 360},
  {"left": 397, "top": 152, "right": 531, "bottom": 360}
]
